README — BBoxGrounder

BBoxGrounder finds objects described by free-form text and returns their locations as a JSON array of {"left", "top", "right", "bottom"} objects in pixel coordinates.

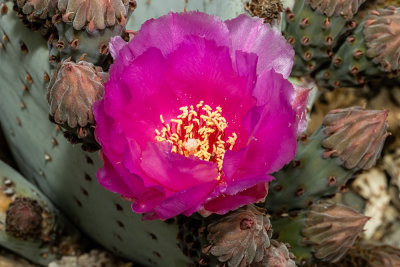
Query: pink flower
[{"left": 94, "top": 12, "right": 305, "bottom": 220}]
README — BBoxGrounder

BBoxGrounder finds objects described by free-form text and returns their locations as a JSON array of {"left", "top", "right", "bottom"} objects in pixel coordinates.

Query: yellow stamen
[{"left": 154, "top": 101, "right": 237, "bottom": 177}]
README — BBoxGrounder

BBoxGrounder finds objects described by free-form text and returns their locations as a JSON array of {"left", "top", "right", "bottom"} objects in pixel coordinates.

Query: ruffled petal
[
  {"left": 126, "top": 12, "right": 231, "bottom": 59},
  {"left": 165, "top": 36, "right": 256, "bottom": 148},
  {"left": 94, "top": 99, "right": 126, "bottom": 157},
  {"left": 95, "top": 103, "right": 167, "bottom": 213},
  {"left": 98, "top": 152, "right": 166, "bottom": 214},
  {"left": 140, "top": 142, "right": 219, "bottom": 192},
  {"left": 107, "top": 38, "right": 259, "bottom": 151},
  {"left": 246, "top": 76, "right": 297, "bottom": 174},
  {"left": 234, "top": 50, "right": 258, "bottom": 96},
  {"left": 224, "top": 70, "right": 297, "bottom": 180},
  {"left": 154, "top": 180, "right": 219, "bottom": 219},
  {"left": 109, "top": 38, "right": 134, "bottom": 77},
  {"left": 109, "top": 36, "right": 128, "bottom": 60},
  {"left": 225, "top": 14, "right": 294, "bottom": 78},
  {"left": 204, "top": 179, "right": 270, "bottom": 214},
  {"left": 110, "top": 12, "right": 232, "bottom": 77},
  {"left": 110, "top": 47, "right": 184, "bottom": 150},
  {"left": 97, "top": 151, "right": 136, "bottom": 197},
  {"left": 292, "top": 86, "right": 311, "bottom": 134}
]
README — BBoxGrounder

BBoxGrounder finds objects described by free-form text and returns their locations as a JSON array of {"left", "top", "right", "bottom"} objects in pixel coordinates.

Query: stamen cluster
[{"left": 155, "top": 101, "right": 237, "bottom": 173}]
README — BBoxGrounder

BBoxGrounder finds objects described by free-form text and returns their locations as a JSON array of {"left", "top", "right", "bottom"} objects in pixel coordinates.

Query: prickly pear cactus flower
[{"left": 94, "top": 12, "right": 305, "bottom": 220}]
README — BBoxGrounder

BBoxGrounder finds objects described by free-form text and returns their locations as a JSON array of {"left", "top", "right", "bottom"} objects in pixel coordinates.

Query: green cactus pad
[
  {"left": 284, "top": 0, "right": 352, "bottom": 76},
  {"left": 266, "top": 127, "right": 355, "bottom": 215},
  {"left": 315, "top": 22, "right": 381, "bottom": 89}
]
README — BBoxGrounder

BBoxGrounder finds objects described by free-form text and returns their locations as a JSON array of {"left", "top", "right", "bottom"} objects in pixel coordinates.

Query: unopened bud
[
  {"left": 16, "top": 0, "right": 55, "bottom": 20},
  {"left": 47, "top": 59, "right": 108, "bottom": 129},
  {"left": 364, "top": 7, "right": 400, "bottom": 72},
  {"left": 57, "top": 0, "right": 136, "bottom": 32},
  {"left": 302, "top": 201, "right": 369, "bottom": 262},
  {"left": 307, "top": 0, "right": 365, "bottom": 19},
  {"left": 251, "top": 240, "right": 296, "bottom": 267},
  {"left": 322, "top": 106, "right": 389, "bottom": 170},
  {"left": 205, "top": 205, "right": 272, "bottom": 267}
]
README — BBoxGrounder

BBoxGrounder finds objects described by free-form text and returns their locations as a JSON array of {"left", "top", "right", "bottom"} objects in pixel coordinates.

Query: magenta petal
[
  {"left": 234, "top": 50, "right": 258, "bottom": 96},
  {"left": 111, "top": 47, "right": 184, "bottom": 150},
  {"left": 98, "top": 152, "right": 165, "bottom": 214},
  {"left": 246, "top": 103, "right": 296, "bottom": 174},
  {"left": 94, "top": 99, "right": 126, "bottom": 156},
  {"left": 154, "top": 180, "right": 219, "bottom": 220},
  {"left": 109, "top": 36, "right": 128, "bottom": 60},
  {"left": 224, "top": 174, "right": 274, "bottom": 195},
  {"left": 202, "top": 174, "right": 273, "bottom": 214},
  {"left": 109, "top": 38, "right": 135, "bottom": 77},
  {"left": 97, "top": 151, "right": 136, "bottom": 197},
  {"left": 252, "top": 69, "right": 293, "bottom": 107},
  {"left": 204, "top": 182, "right": 269, "bottom": 214},
  {"left": 292, "top": 86, "right": 311, "bottom": 134},
  {"left": 140, "top": 142, "right": 219, "bottom": 192},
  {"left": 130, "top": 190, "right": 166, "bottom": 214},
  {"left": 126, "top": 12, "right": 230, "bottom": 59},
  {"left": 102, "top": 76, "right": 132, "bottom": 121},
  {"left": 221, "top": 147, "right": 248, "bottom": 179},
  {"left": 122, "top": 138, "right": 153, "bottom": 184},
  {"left": 225, "top": 14, "right": 294, "bottom": 78},
  {"left": 226, "top": 70, "right": 297, "bottom": 179},
  {"left": 165, "top": 36, "right": 256, "bottom": 148}
]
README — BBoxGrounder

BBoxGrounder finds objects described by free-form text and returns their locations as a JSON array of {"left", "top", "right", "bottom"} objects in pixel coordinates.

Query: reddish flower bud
[
  {"left": 322, "top": 106, "right": 389, "bottom": 170},
  {"left": 47, "top": 59, "right": 108, "bottom": 129},
  {"left": 302, "top": 201, "right": 369, "bottom": 262},
  {"left": 307, "top": 0, "right": 365, "bottom": 19},
  {"left": 206, "top": 205, "right": 272, "bottom": 267},
  {"left": 364, "top": 6, "right": 400, "bottom": 72},
  {"left": 57, "top": 0, "right": 137, "bottom": 32}
]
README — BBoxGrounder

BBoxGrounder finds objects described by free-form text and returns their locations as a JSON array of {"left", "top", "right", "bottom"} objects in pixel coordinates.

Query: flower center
[{"left": 155, "top": 101, "right": 237, "bottom": 175}]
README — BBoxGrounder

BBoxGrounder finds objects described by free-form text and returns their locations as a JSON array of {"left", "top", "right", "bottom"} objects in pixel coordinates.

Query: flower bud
[
  {"left": 57, "top": 0, "right": 137, "bottom": 32},
  {"left": 364, "top": 6, "right": 400, "bottom": 72},
  {"left": 205, "top": 205, "right": 272, "bottom": 267},
  {"left": 259, "top": 240, "right": 296, "bottom": 267},
  {"left": 307, "top": 0, "right": 365, "bottom": 19},
  {"left": 47, "top": 59, "right": 108, "bottom": 128},
  {"left": 322, "top": 106, "right": 389, "bottom": 170},
  {"left": 16, "top": 0, "right": 55, "bottom": 20},
  {"left": 302, "top": 201, "right": 369, "bottom": 262}
]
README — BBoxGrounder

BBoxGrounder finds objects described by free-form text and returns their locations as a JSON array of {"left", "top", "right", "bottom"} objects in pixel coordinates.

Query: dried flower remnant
[
  {"left": 6, "top": 197, "right": 43, "bottom": 240},
  {"left": 245, "top": 0, "right": 283, "bottom": 24}
]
